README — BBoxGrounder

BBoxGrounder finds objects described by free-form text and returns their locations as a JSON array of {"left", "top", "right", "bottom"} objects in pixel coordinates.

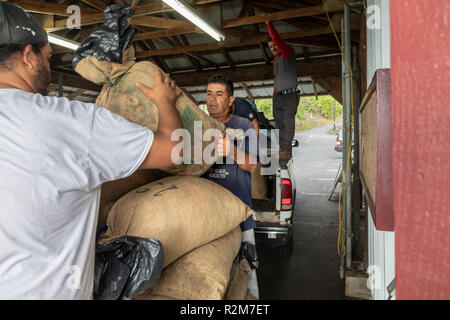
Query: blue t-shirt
[{"left": 204, "top": 114, "right": 257, "bottom": 231}]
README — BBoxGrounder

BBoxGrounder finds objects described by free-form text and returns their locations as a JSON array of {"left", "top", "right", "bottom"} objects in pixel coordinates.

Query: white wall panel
[{"left": 365, "top": 0, "right": 395, "bottom": 300}]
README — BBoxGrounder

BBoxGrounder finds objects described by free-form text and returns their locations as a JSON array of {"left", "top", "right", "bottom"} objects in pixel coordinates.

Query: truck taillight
[{"left": 281, "top": 179, "right": 293, "bottom": 210}]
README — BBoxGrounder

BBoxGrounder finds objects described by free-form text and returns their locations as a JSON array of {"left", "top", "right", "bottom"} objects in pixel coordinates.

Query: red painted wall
[{"left": 391, "top": 0, "right": 450, "bottom": 299}]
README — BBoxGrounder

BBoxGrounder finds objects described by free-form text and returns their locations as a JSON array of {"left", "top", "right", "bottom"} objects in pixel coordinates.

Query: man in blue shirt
[
  {"left": 203, "top": 74, "right": 259, "bottom": 298},
  {"left": 232, "top": 98, "right": 260, "bottom": 135}
]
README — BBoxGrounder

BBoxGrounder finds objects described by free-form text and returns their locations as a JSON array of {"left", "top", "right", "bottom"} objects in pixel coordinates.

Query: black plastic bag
[
  {"left": 94, "top": 235, "right": 164, "bottom": 300},
  {"left": 234, "top": 242, "right": 259, "bottom": 270},
  {"left": 72, "top": 4, "right": 135, "bottom": 69}
]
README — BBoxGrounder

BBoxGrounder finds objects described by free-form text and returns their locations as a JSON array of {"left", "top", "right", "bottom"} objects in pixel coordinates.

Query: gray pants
[{"left": 273, "top": 92, "right": 300, "bottom": 154}]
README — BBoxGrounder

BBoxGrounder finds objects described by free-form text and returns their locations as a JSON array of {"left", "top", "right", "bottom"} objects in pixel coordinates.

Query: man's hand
[
  {"left": 136, "top": 69, "right": 184, "bottom": 170},
  {"left": 136, "top": 69, "right": 181, "bottom": 107},
  {"left": 216, "top": 134, "right": 232, "bottom": 157}
]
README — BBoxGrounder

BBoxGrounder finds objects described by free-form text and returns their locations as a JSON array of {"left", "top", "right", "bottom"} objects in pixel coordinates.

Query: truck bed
[{"left": 252, "top": 198, "right": 276, "bottom": 212}]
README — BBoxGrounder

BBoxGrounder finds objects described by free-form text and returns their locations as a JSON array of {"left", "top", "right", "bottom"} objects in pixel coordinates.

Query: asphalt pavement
[{"left": 255, "top": 124, "right": 345, "bottom": 300}]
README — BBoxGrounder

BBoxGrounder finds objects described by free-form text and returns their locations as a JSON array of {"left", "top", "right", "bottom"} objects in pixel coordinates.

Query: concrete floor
[{"left": 255, "top": 124, "right": 345, "bottom": 300}]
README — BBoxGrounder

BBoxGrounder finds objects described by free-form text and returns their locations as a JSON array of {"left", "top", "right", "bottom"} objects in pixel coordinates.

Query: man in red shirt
[{"left": 266, "top": 21, "right": 300, "bottom": 164}]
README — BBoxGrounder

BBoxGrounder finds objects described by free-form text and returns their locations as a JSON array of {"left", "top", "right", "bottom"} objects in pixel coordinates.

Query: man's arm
[
  {"left": 137, "top": 70, "right": 183, "bottom": 169},
  {"left": 234, "top": 144, "right": 257, "bottom": 172},
  {"left": 266, "top": 21, "right": 294, "bottom": 59},
  {"left": 217, "top": 135, "right": 257, "bottom": 173},
  {"left": 251, "top": 118, "right": 260, "bottom": 136}
]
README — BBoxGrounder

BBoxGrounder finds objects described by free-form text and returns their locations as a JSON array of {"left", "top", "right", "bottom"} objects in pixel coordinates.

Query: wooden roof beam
[
  {"left": 135, "top": 26, "right": 333, "bottom": 58},
  {"left": 134, "top": 26, "right": 204, "bottom": 42},
  {"left": 45, "top": 1, "right": 220, "bottom": 31},
  {"left": 140, "top": 39, "right": 171, "bottom": 74},
  {"left": 50, "top": 71, "right": 102, "bottom": 92},
  {"left": 11, "top": 0, "right": 98, "bottom": 16},
  {"left": 259, "top": 43, "right": 271, "bottom": 65},
  {"left": 130, "top": 16, "right": 193, "bottom": 29},
  {"left": 221, "top": 48, "right": 235, "bottom": 69},
  {"left": 79, "top": 0, "right": 107, "bottom": 11},
  {"left": 172, "top": 56, "right": 341, "bottom": 87},
  {"left": 241, "top": 82, "right": 255, "bottom": 100},
  {"left": 67, "top": 89, "right": 86, "bottom": 100},
  {"left": 222, "top": 0, "right": 346, "bottom": 28}
]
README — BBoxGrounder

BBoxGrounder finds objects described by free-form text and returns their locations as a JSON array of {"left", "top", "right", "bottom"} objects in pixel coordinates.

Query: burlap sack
[
  {"left": 100, "top": 176, "right": 252, "bottom": 267},
  {"left": 75, "top": 47, "right": 226, "bottom": 176},
  {"left": 245, "top": 292, "right": 258, "bottom": 300},
  {"left": 132, "top": 294, "right": 175, "bottom": 300},
  {"left": 98, "top": 169, "right": 169, "bottom": 227},
  {"left": 223, "top": 259, "right": 252, "bottom": 300},
  {"left": 251, "top": 163, "right": 268, "bottom": 199},
  {"left": 137, "top": 227, "right": 241, "bottom": 300}
]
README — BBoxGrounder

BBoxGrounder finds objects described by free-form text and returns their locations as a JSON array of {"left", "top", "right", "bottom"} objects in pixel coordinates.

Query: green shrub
[{"left": 254, "top": 95, "right": 342, "bottom": 121}]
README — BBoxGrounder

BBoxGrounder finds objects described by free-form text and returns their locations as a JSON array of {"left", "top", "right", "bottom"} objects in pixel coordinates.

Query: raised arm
[
  {"left": 137, "top": 70, "right": 183, "bottom": 169},
  {"left": 266, "top": 21, "right": 294, "bottom": 59}
]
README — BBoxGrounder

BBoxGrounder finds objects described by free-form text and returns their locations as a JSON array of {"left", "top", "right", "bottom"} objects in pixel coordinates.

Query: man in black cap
[{"left": 0, "top": 2, "right": 183, "bottom": 299}]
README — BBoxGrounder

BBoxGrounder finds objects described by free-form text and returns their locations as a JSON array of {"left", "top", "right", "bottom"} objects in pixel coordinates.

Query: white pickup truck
[{"left": 252, "top": 115, "right": 298, "bottom": 256}]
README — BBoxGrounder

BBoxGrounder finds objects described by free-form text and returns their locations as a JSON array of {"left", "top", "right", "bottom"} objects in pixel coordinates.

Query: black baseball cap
[{"left": 0, "top": 2, "right": 48, "bottom": 46}]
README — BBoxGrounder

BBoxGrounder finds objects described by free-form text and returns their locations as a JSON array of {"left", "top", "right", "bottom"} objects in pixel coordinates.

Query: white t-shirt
[{"left": 0, "top": 89, "right": 153, "bottom": 299}]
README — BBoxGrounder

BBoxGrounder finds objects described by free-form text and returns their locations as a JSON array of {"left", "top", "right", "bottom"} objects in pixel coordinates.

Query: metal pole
[
  {"left": 333, "top": 99, "right": 336, "bottom": 130},
  {"left": 352, "top": 45, "right": 362, "bottom": 245},
  {"left": 344, "top": 2, "right": 353, "bottom": 270},
  {"left": 339, "top": 18, "right": 346, "bottom": 279}
]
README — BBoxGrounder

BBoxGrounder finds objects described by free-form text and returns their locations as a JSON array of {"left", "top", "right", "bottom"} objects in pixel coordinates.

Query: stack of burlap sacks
[{"left": 75, "top": 49, "right": 254, "bottom": 300}]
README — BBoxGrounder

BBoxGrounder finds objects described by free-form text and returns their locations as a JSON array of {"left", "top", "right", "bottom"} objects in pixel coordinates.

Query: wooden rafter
[
  {"left": 135, "top": 26, "right": 332, "bottom": 58},
  {"left": 259, "top": 43, "right": 271, "bottom": 65},
  {"left": 79, "top": 0, "right": 107, "bottom": 11},
  {"left": 50, "top": 71, "right": 101, "bottom": 92},
  {"left": 67, "top": 89, "right": 86, "bottom": 100},
  {"left": 44, "top": 1, "right": 222, "bottom": 31},
  {"left": 165, "top": 12, "right": 202, "bottom": 72},
  {"left": 139, "top": 38, "right": 171, "bottom": 74},
  {"left": 221, "top": 48, "right": 235, "bottom": 69},
  {"left": 222, "top": 1, "right": 346, "bottom": 28},
  {"left": 158, "top": 49, "right": 340, "bottom": 73},
  {"left": 241, "top": 83, "right": 255, "bottom": 100},
  {"left": 10, "top": 0, "right": 98, "bottom": 16},
  {"left": 172, "top": 56, "right": 341, "bottom": 87},
  {"left": 134, "top": 26, "right": 204, "bottom": 42},
  {"left": 131, "top": 16, "right": 193, "bottom": 29}
]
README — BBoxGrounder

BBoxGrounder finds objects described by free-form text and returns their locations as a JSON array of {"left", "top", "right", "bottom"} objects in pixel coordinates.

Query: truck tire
[{"left": 272, "top": 233, "right": 293, "bottom": 256}]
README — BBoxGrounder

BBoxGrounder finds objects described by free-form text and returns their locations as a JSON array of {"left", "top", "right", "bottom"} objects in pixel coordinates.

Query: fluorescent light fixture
[
  {"left": 162, "top": 0, "right": 225, "bottom": 42},
  {"left": 47, "top": 33, "right": 80, "bottom": 51}
]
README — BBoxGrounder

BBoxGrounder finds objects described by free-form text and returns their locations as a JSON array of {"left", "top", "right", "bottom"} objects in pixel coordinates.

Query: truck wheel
[{"left": 272, "top": 234, "right": 293, "bottom": 256}]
